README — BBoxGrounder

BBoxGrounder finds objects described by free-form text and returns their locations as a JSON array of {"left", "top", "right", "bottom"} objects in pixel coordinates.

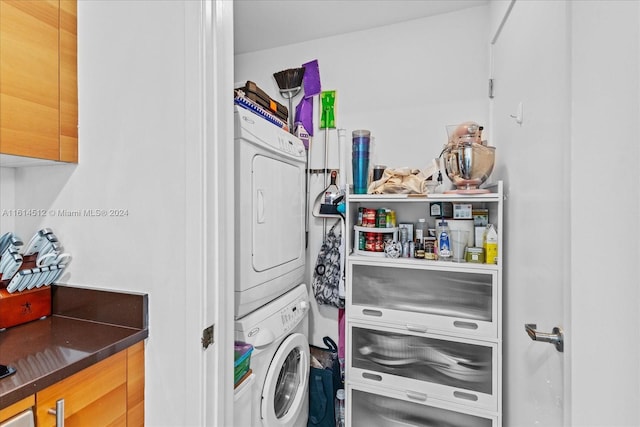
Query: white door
[{"left": 490, "top": 1, "right": 569, "bottom": 425}]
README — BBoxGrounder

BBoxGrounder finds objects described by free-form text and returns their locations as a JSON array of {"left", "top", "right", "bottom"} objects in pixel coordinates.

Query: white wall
[
  {"left": 0, "top": 168, "right": 15, "bottom": 232},
  {"left": 3, "top": 1, "right": 204, "bottom": 425},
  {"left": 234, "top": 5, "right": 491, "bottom": 346},
  {"left": 570, "top": 1, "right": 640, "bottom": 425}
]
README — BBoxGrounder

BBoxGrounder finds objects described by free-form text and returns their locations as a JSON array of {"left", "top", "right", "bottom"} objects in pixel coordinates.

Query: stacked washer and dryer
[{"left": 233, "top": 105, "right": 311, "bottom": 427}]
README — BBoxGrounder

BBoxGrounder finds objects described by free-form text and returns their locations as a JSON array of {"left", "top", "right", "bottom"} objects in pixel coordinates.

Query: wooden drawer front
[
  {"left": 348, "top": 261, "right": 498, "bottom": 339},
  {"left": 0, "top": 395, "right": 34, "bottom": 423},
  {"left": 348, "top": 383, "right": 497, "bottom": 427},
  {"left": 36, "top": 350, "right": 127, "bottom": 427},
  {"left": 349, "top": 323, "right": 498, "bottom": 411}
]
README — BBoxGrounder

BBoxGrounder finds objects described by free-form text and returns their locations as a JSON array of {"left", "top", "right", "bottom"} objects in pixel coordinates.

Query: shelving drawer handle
[
  {"left": 362, "top": 372, "right": 382, "bottom": 382},
  {"left": 48, "top": 398, "right": 65, "bottom": 427},
  {"left": 405, "top": 390, "right": 427, "bottom": 402},
  {"left": 453, "top": 320, "right": 479, "bottom": 330},
  {"left": 453, "top": 391, "right": 478, "bottom": 401},
  {"left": 405, "top": 324, "right": 428, "bottom": 333},
  {"left": 362, "top": 309, "right": 382, "bottom": 317}
]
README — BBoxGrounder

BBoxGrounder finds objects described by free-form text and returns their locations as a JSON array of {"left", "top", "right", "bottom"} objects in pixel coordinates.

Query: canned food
[
  {"left": 376, "top": 208, "right": 387, "bottom": 228},
  {"left": 363, "top": 209, "right": 376, "bottom": 227},
  {"left": 375, "top": 234, "right": 384, "bottom": 252},
  {"left": 365, "top": 232, "right": 376, "bottom": 251}
]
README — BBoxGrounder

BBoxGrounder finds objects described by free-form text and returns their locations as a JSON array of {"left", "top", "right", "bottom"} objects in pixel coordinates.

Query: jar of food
[
  {"left": 424, "top": 237, "right": 436, "bottom": 260},
  {"left": 465, "top": 247, "right": 485, "bottom": 263}
]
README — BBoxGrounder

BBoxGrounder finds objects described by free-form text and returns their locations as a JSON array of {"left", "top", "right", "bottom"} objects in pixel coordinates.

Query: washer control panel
[{"left": 280, "top": 298, "right": 308, "bottom": 332}]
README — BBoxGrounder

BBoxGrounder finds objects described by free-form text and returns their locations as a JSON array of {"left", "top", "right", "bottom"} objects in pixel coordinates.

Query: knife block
[
  {"left": 0, "top": 286, "right": 51, "bottom": 330},
  {"left": 0, "top": 254, "right": 51, "bottom": 330}
]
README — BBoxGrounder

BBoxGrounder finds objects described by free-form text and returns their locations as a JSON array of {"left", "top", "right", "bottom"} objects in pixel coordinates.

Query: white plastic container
[
  {"left": 484, "top": 224, "right": 498, "bottom": 264},
  {"left": 415, "top": 218, "right": 427, "bottom": 243}
]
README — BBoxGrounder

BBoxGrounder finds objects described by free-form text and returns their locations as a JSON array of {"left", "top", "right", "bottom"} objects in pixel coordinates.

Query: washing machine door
[{"left": 261, "top": 333, "right": 310, "bottom": 427}]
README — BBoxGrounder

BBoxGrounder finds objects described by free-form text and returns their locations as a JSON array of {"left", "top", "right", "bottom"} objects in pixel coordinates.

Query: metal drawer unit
[
  {"left": 344, "top": 182, "right": 504, "bottom": 426},
  {"left": 348, "top": 383, "right": 498, "bottom": 427},
  {"left": 349, "top": 322, "right": 498, "bottom": 411},
  {"left": 347, "top": 260, "right": 498, "bottom": 340}
]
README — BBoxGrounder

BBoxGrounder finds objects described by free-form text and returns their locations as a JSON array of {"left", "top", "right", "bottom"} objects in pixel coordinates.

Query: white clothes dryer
[
  {"left": 235, "top": 284, "right": 310, "bottom": 427},
  {"left": 234, "top": 105, "right": 307, "bottom": 319}
]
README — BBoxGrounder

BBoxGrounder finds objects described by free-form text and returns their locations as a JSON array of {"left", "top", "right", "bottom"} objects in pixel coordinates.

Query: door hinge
[
  {"left": 202, "top": 324, "right": 214, "bottom": 349},
  {"left": 489, "top": 78, "right": 494, "bottom": 99}
]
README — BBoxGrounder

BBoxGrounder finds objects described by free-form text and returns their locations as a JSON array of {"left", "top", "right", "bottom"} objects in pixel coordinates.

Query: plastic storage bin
[{"left": 234, "top": 341, "right": 253, "bottom": 386}]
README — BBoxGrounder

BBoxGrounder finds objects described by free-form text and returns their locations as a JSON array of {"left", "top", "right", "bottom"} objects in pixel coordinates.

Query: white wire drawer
[
  {"left": 347, "top": 382, "right": 498, "bottom": 427},
  {"left": 347, "top": 259, "right": 499, "bottom": 340},
  {"left": 348, "top": 322, "right": 499, "bottom": 412}
]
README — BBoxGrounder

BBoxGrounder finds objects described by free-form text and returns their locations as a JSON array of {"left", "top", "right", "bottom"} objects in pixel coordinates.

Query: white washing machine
[
  {"left": 234, "top": 105, "right": 307, "bottom": 319},
  {"left": 235, "top": 284, "right": 310, "bottom": 427}
]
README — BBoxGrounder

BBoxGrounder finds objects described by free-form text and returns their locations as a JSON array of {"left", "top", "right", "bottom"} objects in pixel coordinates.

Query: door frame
[{"left": 198, "top": 0, "right": 235, "bottom": 425}]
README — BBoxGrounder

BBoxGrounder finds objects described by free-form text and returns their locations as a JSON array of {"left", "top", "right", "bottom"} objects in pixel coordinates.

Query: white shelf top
[{"left": 347, "top": 181, "right": 503, "bottom": 203}]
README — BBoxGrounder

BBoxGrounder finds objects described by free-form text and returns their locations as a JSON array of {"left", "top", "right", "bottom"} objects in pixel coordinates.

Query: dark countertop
[{"left": 0, "top": 285, "right": 148, "bottom": 409}]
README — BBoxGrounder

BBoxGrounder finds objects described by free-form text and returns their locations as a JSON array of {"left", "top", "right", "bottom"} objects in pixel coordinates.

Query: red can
[
  {"left": 365, "top": 232, "right": 376, "bottom": 251},
  {"left": 363, "top": 208, "right": 376, "bottom": 227}
]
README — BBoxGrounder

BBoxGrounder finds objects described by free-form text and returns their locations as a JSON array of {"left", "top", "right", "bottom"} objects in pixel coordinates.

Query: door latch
[
  {"left": 202, "top": 324, "right": 214, "bottom": 349},
  {"left": 525, "top": 323, "right": 564, "bottom": 352}
]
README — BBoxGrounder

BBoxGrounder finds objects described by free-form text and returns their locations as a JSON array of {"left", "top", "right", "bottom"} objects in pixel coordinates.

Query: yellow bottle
[{"left": 483, "top": 224, "right": 498, "bottom": 264}]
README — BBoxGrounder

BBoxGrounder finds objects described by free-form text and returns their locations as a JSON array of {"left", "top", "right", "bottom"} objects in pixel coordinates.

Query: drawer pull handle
[
  {"left": 362, "top": 372, "right": 382, "bottom": 382},
  {"left": 453, "top": 321, "right": 479, "bottom": 330},
  {"left": 48, "top": 398, "right": 65, "bottom": 427},
  {"left": 405, "top": 324, "right": 428, "bottom": 333},
  {"left": 405, "top": 390, "right": 427, "bottom": 401},
  {"left": 453, "top": 391, "right": 478, "bottom": 401},
  {"left": 362, "top": 309, "right": 382, "bottom": 317}
]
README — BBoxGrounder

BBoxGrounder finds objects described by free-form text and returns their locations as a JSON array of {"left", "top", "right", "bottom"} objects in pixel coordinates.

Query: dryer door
[
  {"left": 252, "top": 154, "right": 304, "bottom": 272},
  {"left": 261, "top": 333, "right": 310, "bottom": 427}
]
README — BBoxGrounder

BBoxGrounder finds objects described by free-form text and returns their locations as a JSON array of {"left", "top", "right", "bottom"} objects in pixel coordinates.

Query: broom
[{"left": 273, "top": 67, "right": 306, "bottom": 133}]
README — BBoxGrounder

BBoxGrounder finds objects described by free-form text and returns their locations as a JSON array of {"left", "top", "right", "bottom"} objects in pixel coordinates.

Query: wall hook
[{"left": 510, "top": 102, "right": 524, "bottom": 125}]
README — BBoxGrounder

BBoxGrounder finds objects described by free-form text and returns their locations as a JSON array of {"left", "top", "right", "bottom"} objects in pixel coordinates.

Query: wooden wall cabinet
[
  {"left": 35, "top": 342, "right": 144, "bottom": 427},
  {"left": 0, "top": 0, "right": 78, "bottom": 163}
]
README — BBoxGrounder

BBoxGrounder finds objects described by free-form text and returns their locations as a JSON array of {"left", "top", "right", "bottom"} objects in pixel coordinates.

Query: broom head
[{"left": 273, "top": 67, "right": 306, "bottom": 91}]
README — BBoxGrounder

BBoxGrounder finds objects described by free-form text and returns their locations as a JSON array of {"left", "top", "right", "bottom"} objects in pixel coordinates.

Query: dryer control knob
[{"left": 299, "top": 300, "right": 309, "bottom": 312}]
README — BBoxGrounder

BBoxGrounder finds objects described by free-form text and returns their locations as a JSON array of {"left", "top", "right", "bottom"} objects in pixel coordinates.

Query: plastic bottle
[
  {"left": 335, "top": 388, "right": 345, "bottom": 427},
  {"left": 484, "top": 224, "right": 498, "bottom": 264},
  {"left": 399, "top": 226, "right": 408, "bottom": 243},
  {"left": 437, "top": 219, "right": 452, "bottom": 261},
  {"left": 415, "top": 218, "right": 427, "bottom": 243}
]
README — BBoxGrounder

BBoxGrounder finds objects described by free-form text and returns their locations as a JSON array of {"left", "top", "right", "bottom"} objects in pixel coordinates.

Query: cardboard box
[
  {"left": 473, "top": 209, "right": 489, "bottom": 226},
  {"left": 453, "top": 203, "right": 473, "bottom": 219},
  {"left": 475, "top": 226, "right": 486, "bottom": 247},
  {"left": 430, "top": 202, "right": 453, "bottom": 218}
]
